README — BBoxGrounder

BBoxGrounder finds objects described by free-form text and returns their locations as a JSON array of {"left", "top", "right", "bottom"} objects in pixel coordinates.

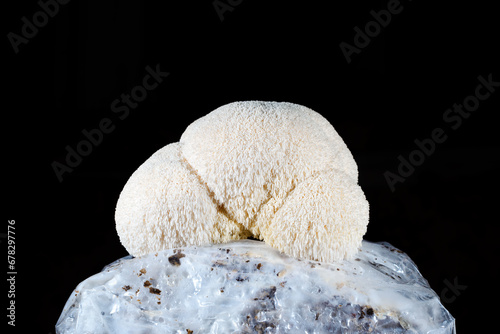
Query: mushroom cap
[
  {"left": 261, "top": 169, "right": 369, "bottom": 262},
  {"left": 115, "top": 101, "right": 369, "bottom": 262},
  {"left": 180, "top": 101, "right": 358, "bottom": 230},
  {"left": 115, "top": 143, "right": 250, "bottom": 257}
]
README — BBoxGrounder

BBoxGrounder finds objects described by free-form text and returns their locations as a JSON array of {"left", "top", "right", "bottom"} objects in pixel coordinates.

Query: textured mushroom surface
[
  {"left": 56, "top": 240, "right": 456, "bottom": 334},
  {"left": 115, "top": 101, "right": 369, "bottom": 262}
]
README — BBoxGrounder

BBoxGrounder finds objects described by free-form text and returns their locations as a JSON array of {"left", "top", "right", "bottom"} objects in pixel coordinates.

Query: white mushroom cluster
[{"left": 115, "top": 101, "right": 369, "bottom": 262}]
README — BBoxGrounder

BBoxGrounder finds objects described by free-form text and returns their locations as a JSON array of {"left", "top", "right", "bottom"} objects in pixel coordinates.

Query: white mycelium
[{"left": 56, "top": 240, "right": 455, "bottom": 334}]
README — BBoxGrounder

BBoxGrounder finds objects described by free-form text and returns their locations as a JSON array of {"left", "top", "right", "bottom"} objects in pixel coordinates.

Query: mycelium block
[{"left": 56, "top": 240, "right": 455, "bottom": 334}]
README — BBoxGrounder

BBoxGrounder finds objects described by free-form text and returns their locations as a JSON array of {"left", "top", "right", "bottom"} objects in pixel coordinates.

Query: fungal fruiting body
[{"left": 115, "top": 101, "right": 369, "bottom": 262}]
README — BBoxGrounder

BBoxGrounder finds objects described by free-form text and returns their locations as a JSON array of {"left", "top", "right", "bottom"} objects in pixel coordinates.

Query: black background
[{"left": 4, "top": 0, "right": 499, "bottom": 333}]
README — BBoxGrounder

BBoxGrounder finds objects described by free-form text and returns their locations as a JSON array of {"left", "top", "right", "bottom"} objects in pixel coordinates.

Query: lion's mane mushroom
[{"left": 115, "top": 101, "right": 369, "bottom": 262}]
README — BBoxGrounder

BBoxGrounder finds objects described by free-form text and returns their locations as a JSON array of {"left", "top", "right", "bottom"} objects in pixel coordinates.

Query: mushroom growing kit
[{"left": 56, "top": 101, "right": 455, "bottom": 333}]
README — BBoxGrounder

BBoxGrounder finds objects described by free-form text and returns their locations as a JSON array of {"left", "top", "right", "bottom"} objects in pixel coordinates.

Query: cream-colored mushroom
[{"left": 115, "top": 101, "right": 369, "bottom": 262}]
